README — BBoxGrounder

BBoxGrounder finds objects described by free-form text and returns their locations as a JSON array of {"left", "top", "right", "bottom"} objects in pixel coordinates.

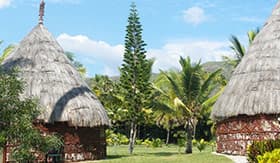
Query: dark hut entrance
[{"left": 1, "top": 0, "right": 109, "bottom": 162}]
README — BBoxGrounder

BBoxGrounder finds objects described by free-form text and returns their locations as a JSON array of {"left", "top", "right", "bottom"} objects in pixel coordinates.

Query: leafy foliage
[
  {"left": 151, "top": 71, "right": 181, "bottom": 144},
  {"left": 161, "top": 56, "right": 223, "bottom": 153},
  {"left": 247, "top": 139, "right": 280, "bottom": 163},
  {"left": 257, "top": 148, "right": 280, "bottom": 163},
  {"left": 142, "top": 138, "right": 152, "bottom": 147},
  {"left": 106, "top": 129, "right": 129, "bottom": 146},
  {"left": 91, "top": 75, "right": 127, "bottom": 124},
  {"left": 192, "top": 139, "right": 207, "bottom": 152},
  {"left": 0, "top": 68, "right": 62, "bottom": 161},
  {"left": 0, "top": 41, "right": 15, "bottom": 64},
  {"left": 65, "top": 51, "right": 87, "bottom": 77},
  {"left": 223, "top": 28, "right": 259, "bottom": 67}
]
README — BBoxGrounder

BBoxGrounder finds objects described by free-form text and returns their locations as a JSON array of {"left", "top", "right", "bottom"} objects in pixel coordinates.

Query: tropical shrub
[
  {"left": 208, "top": 141, "right": 216, "bottom": 152},
  {"left": 106, "top": 130, "right": 129, "bottom": 146},
  {"left": 173, "top": 131, "right": 186, "bottom": 153},
  {"left": 151, "top": 138, "right": 163, "bottom": 148},
  {"left": 176, "top": 138, "right": 185, "bottom": 153},
  {"left": 247, "top": 139, "right": 280, "bottom": 163},
  {"left": 142, "top": 138, "right": 152, "bottom": 147},
  {"left": 193, "top": 139, "right": 207, "bottom": 152},
  {"left": 136, "top": 139, "right": 143, "bottom": 145},
  {"left": 257, "top": 149, "right": 280, "bottom": 163}
]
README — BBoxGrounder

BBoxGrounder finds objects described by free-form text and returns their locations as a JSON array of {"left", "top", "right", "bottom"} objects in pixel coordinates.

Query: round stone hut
[
  {"left": 1, "top": 1, "right": 109, "bottom": 162},
  {"left": 211, "top": 1, "right": 280, "bottom": 155}
]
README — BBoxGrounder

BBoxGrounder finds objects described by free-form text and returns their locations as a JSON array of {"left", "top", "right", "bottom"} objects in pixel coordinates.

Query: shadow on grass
[
  {"left": 106, "top": 155, "right": 128, "bottom": 160},
  {"left": 106, "top": 151, "right": 178, "bottom": 160},
  {"left": 148, "top": 152, "right": 178, "bottom": 157}
]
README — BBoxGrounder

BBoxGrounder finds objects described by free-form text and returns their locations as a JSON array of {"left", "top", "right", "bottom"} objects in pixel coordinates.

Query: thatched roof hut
[
  {"left": 2, "top": 24, "right": 109, "bottom": 127},
  {"left": 211, "top": 1, "right": 280, "bottom": 155},
  {"left": 2, "top": 0, "right": 109, "bottom": 162}
]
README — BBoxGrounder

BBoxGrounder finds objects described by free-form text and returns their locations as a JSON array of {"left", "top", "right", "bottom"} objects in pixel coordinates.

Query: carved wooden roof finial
[{"left": 39, "top": 0, "right": 45, "bottom": 25}]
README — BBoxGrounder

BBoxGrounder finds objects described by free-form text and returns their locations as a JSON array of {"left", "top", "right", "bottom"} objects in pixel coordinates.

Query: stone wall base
[
  {"left": 4, "top": 122, "right": 106, "bottom": 162},
  {"left": 216, "top": 114, "right": 280, "bottom": 155}
]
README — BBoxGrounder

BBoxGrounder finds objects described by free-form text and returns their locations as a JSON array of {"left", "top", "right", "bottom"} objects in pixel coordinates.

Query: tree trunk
[
  {"left": 166, "top": 129, "right": 170, "bottom": 145},
  {"left": 129, "top": 122, "right": 137, "bottom": 154},
  {"left": 185, "top": 120, "right": 193, "bottom": 154},
  {"left": 193, "top": 118, "right": 198, "bottom": 139}
]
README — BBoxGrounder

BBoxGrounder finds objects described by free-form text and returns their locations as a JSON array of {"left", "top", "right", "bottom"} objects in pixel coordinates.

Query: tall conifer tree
[{"left": 120, "top": 2, "right": 153, "bottom": 154}]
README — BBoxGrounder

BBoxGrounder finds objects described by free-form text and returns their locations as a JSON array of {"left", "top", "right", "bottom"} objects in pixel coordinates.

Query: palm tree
[
  {"left": 0, "top": 41, "right": 15, "bottom": 63},
  {"left": 163, "top": 56, "right": 222, "bottom": 154},
  {"left": 152, "top": 71, "right": 180, "bottom": 144},
  {"left": 224, "top": 29, "right": 260, "bottom": 67}
]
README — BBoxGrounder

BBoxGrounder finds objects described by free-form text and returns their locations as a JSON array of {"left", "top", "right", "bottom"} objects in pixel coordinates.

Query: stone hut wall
[
  {"left": 216, "top": 114, "right": 280, "bottom": 155},
  {"left": 3, "top": 122, "right": 106, "bottom": 162},
  {"left": 36, "top": 122, "right": 106, "bottom": 162}
]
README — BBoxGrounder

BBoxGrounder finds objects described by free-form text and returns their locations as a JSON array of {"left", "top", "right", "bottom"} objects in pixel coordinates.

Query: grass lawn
[
  {"left": 0, "top": 146, "right": 233, "bottom": 163},
  {"left": 85, "top": 145, "right": 233, "bottom": 163}
]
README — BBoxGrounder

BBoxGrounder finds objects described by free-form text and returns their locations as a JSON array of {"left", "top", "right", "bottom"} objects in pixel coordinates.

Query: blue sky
[{"left": 0, "top": 0, "right": 278, "bottom": 76}]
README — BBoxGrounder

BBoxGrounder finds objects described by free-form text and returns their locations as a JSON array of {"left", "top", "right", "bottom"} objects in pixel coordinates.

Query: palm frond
[
  {"left": 229, "top": 35, "right": 246, "bottom": 60},
  {"left": 248, "top": 28, "right": 260, "bottom": 45},
  {"left": 199, "top": 69, "right": 222, "bottom": 100},
  {"left": 174, "top": 97, "right": 192, "bottom": 116},
  {"left": 0, "top": 45, "right": 14, "bottom": 63},
  {"left": 152, "top": 101, "right": 174, "bottom": 114},
  {"left": 180, "top": 58, "right": 201, "bottom": 102},
  {"left": 202, "top": 87, "right": 225, "bottom": 114},
  {"left": 222, "top": 55, "right": 238, "bottom": 67},
  {"left": 161, "top": 70, "right": 183, "bottom": 99}
]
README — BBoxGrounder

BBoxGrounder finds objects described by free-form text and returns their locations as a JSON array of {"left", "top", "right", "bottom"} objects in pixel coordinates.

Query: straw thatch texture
[
  {"left": 211, "top": 1, "right": 280, "bottom": 121},
  {"left": 2, "top": 24, "right": 109, "bottom": 127}
]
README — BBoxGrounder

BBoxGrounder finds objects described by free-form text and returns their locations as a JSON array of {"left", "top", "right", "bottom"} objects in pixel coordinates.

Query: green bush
[
  {"left": 192, "top": 139, "right": 197, "bottom": 146},
  {"left": 208, "top": 141, "right": 216, "bottom": 152},
  {"left": 247, "top": 139, "right": 280, "bottom": 163},
  {"left": 257, "top": 148, "right": 280, "bottom": 163},
  {"left": 177, "top": 138, "right": 186, "bottom": 153},
  {"left": 106, "top": 129, "right": 129, "bottom": 146},
  {"left": 142, "top": 138, "right": 152, "bottom": 147},
  {"left": 195, "top": 139, "right": 207, "bottom": 152},
  {"left": 136, "top": 139, "right": 143, "bottom": 145},
  {"left": 151, "top": 138, "right": 163, "bottom": 148},
  {"left": 173, "top": 131, "right": 186, "bottom": 153}
]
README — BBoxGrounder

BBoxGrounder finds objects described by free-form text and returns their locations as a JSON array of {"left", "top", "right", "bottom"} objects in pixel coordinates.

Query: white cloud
[
  {"left": 57, "top": 33, "right": 124, "bottom": 76},
  {"left": 0, "top": 0, "right": 11, "bottom": 8},
  {"left": 57, "top": 33, "right": 124, "bottom": 65},
  {"left": 57, "top": 33, "right": 230, "bottom": 76},
  {"left": 148, "top": 40, "right": 231, "bottom": 72},
  {"left": 102, "top": 66, "right": 119, "bottom": 77},
  {"left": 183, "top": 7, "right": 207, "bottom": 25}
]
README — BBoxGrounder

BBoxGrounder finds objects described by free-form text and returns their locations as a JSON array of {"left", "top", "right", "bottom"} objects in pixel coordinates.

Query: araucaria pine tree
[{"left": 120, "top": 3, "right": 153, "bottom": 154}]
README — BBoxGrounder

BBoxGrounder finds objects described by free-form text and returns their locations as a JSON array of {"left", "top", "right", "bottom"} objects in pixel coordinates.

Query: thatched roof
[
  {"left": 211, "top": 1, "right": 280, "bottom": 121},
  {"left": 2, "top": 24, "right": 110, "bottom": 127}
]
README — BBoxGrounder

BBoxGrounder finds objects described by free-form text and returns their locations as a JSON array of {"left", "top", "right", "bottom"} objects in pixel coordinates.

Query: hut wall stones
[
  {"left": 211, "top": 1, "right": 280, "bottom": 155},
  {"left": 36, "top": 123, "right": 106, "bottom": 161},
  {"left": 216, "top": 114, "right": 280, "bottom": 155}
]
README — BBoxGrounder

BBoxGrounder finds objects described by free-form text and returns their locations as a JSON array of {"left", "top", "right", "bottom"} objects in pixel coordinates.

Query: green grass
[
  {"left": 86, "top": 145, "right": 233, "bottom": 163},
  {"left": 0, "top": 146, "right": 233, "bottom": 163}
]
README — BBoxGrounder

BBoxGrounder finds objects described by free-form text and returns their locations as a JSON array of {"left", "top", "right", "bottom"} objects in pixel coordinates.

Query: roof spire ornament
[{"left": 38, "top": 0, "right": 45, "bottom": 25}]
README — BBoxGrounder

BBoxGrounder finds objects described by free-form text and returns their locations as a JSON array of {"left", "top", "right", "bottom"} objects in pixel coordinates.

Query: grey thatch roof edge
[
  {"left": 211, "top": 1, "right": 280, "bottom": 121},
  {"left": 2, "top": 24, "right": 110, "bottom": 127}
]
